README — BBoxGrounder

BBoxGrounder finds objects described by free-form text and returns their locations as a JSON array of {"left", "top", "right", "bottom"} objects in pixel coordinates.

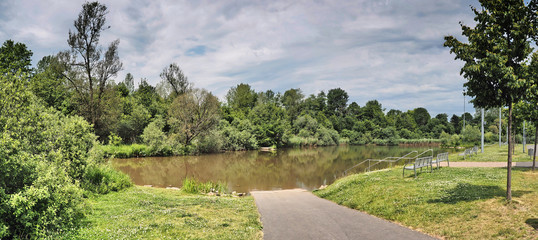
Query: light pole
[
  {"left": 463, "top": 91, "right": 466, "bottom": 132},
  {"left": 481, "top": 108, "right": 484, "bottom": 153},
  {"left": 499, "top": 108, "right": 502, "bottom": 147}
]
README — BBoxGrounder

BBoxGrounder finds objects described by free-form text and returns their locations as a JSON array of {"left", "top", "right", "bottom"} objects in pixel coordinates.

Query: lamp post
[
  {"left": 481, "top": 108, "right": 484, "bottom": 153},
  {"left": 499, "top": 108, "right": 502, "bottom": 147}
]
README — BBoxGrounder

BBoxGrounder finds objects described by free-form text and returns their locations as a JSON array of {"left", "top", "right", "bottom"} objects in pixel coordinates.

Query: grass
[
  {"left": 73, "top": 186, "right": 262, "bottom": 239},
  {"left": 99, "top": 144, "right": 151, "bottom": 158},
  {"left": 315, "top": 167, "right": 538, "bottom": 239},
  {"left": 449, "top": 144, "right": 536, "bottom": 162}
]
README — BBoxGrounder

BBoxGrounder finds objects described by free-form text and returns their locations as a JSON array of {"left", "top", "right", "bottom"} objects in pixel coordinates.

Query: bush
[
  {"left": 197, "top": 130, "right": 224, "bottom": 153},
  {"left": 0, "top": 73, "right": 129, "bottom": 238},
  {"left": 219, "top": 119, "right": 258, "bottom": 150},
  {"left": 82, "top": 164, "right": 132, "bottom": 194},
  {"left": 141, "top": 116, "right": 171, "bottom": 155},
  {"left": 108, "top": 133, "right": 123, "bottom": 146},
  {"left": 182, "top": 178, "right": 228, "bottom": 194},
  {"left": 4, "top": 162, "right": 85, "bottom": 239}
]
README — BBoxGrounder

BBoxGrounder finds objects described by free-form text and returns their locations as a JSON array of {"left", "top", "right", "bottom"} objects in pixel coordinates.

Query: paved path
[
  {"left": 251, "top": 189, "right": 436, "bottom": 240},
  {"left": 439, "top": 161, "right": 534, "bottom": 168}
]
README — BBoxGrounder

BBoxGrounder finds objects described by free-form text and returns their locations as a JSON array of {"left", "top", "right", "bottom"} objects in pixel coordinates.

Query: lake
[{"left": 112, "top": 145, "right": 449, "bottom": 193}]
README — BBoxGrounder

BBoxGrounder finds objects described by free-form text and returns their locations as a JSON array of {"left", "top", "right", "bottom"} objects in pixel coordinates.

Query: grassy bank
[
  {"left": 74, "top": 186, "right": 262, "bottom": 239},
  {"left": 449, "top": 144, "right": 535, "bottom": 162},
  {"left": 315, "top": 167, "right": 537, "bottom": 239}
]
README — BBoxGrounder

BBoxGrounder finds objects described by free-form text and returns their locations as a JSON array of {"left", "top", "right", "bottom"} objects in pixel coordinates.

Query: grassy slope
[
  {"left": 75, "top": 186, "right": 262, "bottom": 240},
  {"left": 449, "top": 144, "right": 536, "bottom": 162},
  {"left": 315, "top": 167, "right": 538, "bottom": 239}
]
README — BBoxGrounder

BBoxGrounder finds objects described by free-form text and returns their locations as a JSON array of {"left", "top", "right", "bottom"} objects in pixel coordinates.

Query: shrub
[
  {"left": 108, "top": 133, "right": 123, "bottom": 146},
  {"left": 219, "top": 119, "right": 258, "bottom": 150},
  {"left": 182, "top": 178, "right": 228, "bottom": 194},
  {"left": 82, "top": 164, "right": 132, "bottom": 194},
  {"left": 4, "top": 162, "right": 85, "bottom": 239},
  {"left": 197, "top": 130, "right": 224, "bottom": 153},
  {"left": 141, "top": 116, "right": 170, "bottom": 155}
]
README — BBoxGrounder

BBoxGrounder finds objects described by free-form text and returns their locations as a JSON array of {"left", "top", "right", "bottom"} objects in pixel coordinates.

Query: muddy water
[{"left": 112, "top": 145, "right": 449, "bottom": 192}]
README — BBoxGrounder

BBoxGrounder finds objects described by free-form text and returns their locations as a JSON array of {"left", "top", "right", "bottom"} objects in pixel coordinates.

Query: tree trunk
[
  {"left": 507, "top": 103, "right": 513, "bottom": 201},
  {"left": 534, "top": 126, "right": 537, "bottom": 172},
  {"left": 532, "top": 126, "right": 538, "bottom": 172}
]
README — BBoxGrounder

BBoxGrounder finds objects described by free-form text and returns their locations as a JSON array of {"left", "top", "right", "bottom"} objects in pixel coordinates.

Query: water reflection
[{"left": 112, "top": 145, "right": 449, "bottom": 192}]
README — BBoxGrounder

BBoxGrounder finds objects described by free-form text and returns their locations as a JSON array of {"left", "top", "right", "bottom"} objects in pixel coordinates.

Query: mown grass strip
[
  {"left": 449, "top": 144, "right": 535, "bottom": 162},
  {"left": 315, "top": 167, "right": 537, "bottom": 239},
  {"left": 74, "top": 186, "right": 262, "bottom": 239}
]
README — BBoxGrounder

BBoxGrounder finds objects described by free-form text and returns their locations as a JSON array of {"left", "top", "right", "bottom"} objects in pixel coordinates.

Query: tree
[
  {"left": 159, "top": 63, "right": 191, "bottom": 98},
  {"left": 59, "top": 1, "right": 123, "bottom": 133},
  {"left": 326, "top": 88, "right": 348, "bottom": 116},
  {"left": 412, "top": 107, "right": 431, "bottom": 126},
  {"left": 168, "top": 89, "right": 220, "bottom": 145},
  {"left": 362, "top": 100, "right": 386, "bottom": 127},
  {"left": 0, "top": 40, "right": 33, "bottom": 75},
  {"left": 444, "top": 0, "right": 538, "bottom": 200},
  {"left": 124, "top": 72, "right": 135, "bottom": 93},
  {"left": 450, "top": 114, "right": 461, "bottom": 134},
  {"left": 282, "top": 88, "right": 304, "bottom": 124},
  {"left": 226, "top": 83, "right": 257, "bottom": 115},
  {"left": 31, "top": 55, "right": 74, "bottom": 114}
]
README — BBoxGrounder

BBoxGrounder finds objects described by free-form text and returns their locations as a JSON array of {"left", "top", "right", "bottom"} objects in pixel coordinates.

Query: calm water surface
[{"left": 112, "top": 145, "right": 450, "bottom": 192}]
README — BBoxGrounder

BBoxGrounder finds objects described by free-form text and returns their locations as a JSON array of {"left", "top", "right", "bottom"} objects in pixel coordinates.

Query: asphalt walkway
[
  {"left": 251, "top": 189, "right": 436, "bottom": 240},
  {"left": 251, "top": 161, "right": 535, "bottom": 240}
]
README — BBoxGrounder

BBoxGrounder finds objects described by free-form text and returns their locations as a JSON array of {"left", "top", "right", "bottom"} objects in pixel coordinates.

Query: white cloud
[{"left": 0, "top": 0, "right": 481, "bottom": 116}]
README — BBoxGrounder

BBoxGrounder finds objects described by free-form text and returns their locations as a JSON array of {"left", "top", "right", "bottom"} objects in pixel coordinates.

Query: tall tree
[
  {"left": 31, "top": 55, "right": 73, "bottom": 114},
  {"left": 159, "top": 63, "right": 191, "bottom": 98},
  {"left": 124, "top": 72, "right": 135, "bottom": 93},
  {"left": 59, "top": 1, "right": 123, "bottom": 130},
  {"left": 412, "top": 107, "right": 431, "bottom": 126},
  {"left": 168, "top": 89, "right": 220, "bottom": 145},
  {"left": 444, "top": 0, "right": 538, "bottom": 200},
  {"left": 0, "top": 40, "right": 33, "bottom": 75},
  {"left": 326, "top": 88, "right": 348, "bottom": 116},
  {"left": 282, "top": 88, "right": 304, "bottom": 124},
  {"left": 226, "top": 83, "right": 257, "bottom": 114}
]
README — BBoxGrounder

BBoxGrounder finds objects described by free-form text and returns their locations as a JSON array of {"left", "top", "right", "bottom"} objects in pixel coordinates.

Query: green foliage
[
  {"left": 4, "top": 162, "right": 85, "bottom": 239},
  {"left": 31, "top": 55, "right": 74, "bottom": 114},
  {"left": 100, "top": 144, "right": 151, "bottom": 158},
  {"left": 168, "top": 89, "right": 220, "bottom": 145},
  {"left": 226, "top": 83, "right": 258, "bottom": 115},
  {"left": 439, "top": 131, "right": 451, "bottom": 146},
  {"left": 248, "top": 102, "right": 288, "bottom": 147},
  {"left": 0, "top": 39, "right": 33, "bottom": 75},
  {"left": 0, "top": 73, "right": 102, "bottom": 238},
  {"left": 108, "top": 133, "right": 123, "bottom": 146},
  {"left": 196, "top": 130, "right": 224, "bottom": 153},
  {"left": 182, "top": 178, "right": 228, "bottom": 194},
  {"left": 116, "top": 102, "right": 151, "bottom": 143},
  {"left": 141, "top": 116, "right": 172, "bottom": 155},
  {"left": 159, "top": 63, "right": 191, "bottom": 98},
  {"left": 82, "top": 164, "right": 132, "bottom": 194},
  {"left": 326, "top": 88, "right": 348, "bottom": 117},
  {"left": 218, "top": 119, "right": 258, "bottom": 150},
  {"left": 462, "top": 125, "right": 481, "bottom": 144}
]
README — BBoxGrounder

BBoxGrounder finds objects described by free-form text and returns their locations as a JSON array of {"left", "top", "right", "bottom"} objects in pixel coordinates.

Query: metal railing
[{"left": 342, "top": 149, "right": 434, "bottom": 176}]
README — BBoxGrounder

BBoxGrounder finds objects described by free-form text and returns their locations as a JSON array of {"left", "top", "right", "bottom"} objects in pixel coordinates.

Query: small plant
[
  {"left": 182, "top": 178, "right": 228, "bottom": 194},
  {"left": 108, "top": 133, "right": 123, "bottom": 146}
]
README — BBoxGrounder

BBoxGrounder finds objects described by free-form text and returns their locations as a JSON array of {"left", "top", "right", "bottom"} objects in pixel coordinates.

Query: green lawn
[
  {"left": 315, "top": 167, "right": 538, "bottom": 239},
  {"left": 73, "top": 186, "right": 262, "bottom": 239},
  {"left": 449, "top": 144, "right": 537, "bottom": 162}
]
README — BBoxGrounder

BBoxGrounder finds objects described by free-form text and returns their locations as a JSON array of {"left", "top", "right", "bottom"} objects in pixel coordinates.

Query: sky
[{"left": 0, "top": 0, "right": 482, "bottom": 117}]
